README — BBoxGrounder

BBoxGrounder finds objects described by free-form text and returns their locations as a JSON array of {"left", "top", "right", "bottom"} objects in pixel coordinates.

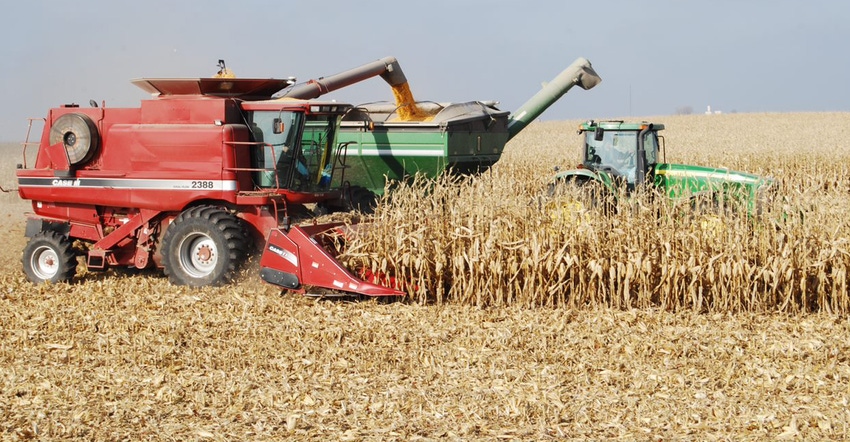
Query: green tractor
[{"left": 551, "top": 120, "right": 774, "bottom": 216}]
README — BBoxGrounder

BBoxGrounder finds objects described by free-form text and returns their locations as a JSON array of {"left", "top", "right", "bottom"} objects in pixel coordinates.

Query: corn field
[
  {"left": 342, "top": 112, "right": 850, "bottom": 313},
  {"left": 1, "top": 112, "right": 850, "bottom": 440}
]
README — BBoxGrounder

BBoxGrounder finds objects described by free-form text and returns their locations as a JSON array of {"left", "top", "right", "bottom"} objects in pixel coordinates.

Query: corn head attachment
[{"left": 259, "top": 222, "right": 404, "bottom": 297}]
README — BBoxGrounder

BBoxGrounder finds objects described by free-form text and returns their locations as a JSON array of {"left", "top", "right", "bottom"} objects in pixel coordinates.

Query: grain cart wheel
[
  {"left": 349, "top": 186, "right": 378, "bottom": 214},
  {"left": 161, "top": 206, "right": 248, "bottom": 287},
  {"left": 49, "top": 113, "right": 100, "bottom": 165},
  {"left": 22, "top": 231, "right": 78, "bottom": 284}
]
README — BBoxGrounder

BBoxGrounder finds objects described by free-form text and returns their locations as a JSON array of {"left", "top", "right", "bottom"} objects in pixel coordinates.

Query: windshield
[
  {"left": 249, "top": 110, "right": 345, "bottom": 191},
  {"left": 585, "top": 130, "right": 638, "bottom": 183}
]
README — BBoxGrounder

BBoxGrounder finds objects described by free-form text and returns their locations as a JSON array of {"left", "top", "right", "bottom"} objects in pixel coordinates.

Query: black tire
[
  {"left": 22, "top": 231, "right": 78, "bottom": 284},
  {"left": 546, "top": 180, "right": 566, "bottom": 198},
  {"left": 548, "top": 177, "right": 617, "bottom": 215},
  {"left": 161, "top": 206, "right": 248, "bottom": 287},
  {"left": 316, "top": 186, "right": 379, "bottom": 214},
  {"left": 311, "top": 203, "right": 330, "bottom": 217},
  {"left": 349, "top": 186, "right": 378, "bottom": 214}
]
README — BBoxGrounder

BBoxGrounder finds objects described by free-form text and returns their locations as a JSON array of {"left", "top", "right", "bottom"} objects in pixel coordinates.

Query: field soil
[{"left": 2, "top": 114, "right": 850, "bottom": 440}]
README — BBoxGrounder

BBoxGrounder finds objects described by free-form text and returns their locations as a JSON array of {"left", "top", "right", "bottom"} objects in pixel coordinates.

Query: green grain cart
[{"left": 281, "top": 56, "right": 602, "bottom": 208}]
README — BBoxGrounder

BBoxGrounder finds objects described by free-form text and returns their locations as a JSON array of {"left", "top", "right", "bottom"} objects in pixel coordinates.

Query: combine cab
[
  {"left": 551, "top": 120, "right": 774, "bottom": 215},
  {"left": 16, "top": 75, "right": 402, "bottom": 296}
]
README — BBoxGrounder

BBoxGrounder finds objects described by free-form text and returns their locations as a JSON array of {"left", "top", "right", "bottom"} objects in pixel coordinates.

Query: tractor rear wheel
[
  {"left": 162, "top": 206, "right": 248, "bottom": 287},
  {"left": 22, "top": 231, "right": 78, "bottom": 284}
]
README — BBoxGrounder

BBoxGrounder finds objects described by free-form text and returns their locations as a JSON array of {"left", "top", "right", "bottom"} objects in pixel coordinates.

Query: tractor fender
[
  {"left": 552, "top": 168, "right": 617, "bottom": 193},
  {"left": 553, "top": 168, "right": 601, "bottom": 183}
]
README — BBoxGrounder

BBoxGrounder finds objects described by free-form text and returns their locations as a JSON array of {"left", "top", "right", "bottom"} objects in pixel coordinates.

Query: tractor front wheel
[
  {"left": 162, "top": 206, "right": 248, "bottom": 287},
  {"left": 547, "top": 178, "right": 617, "bottom": 216},
  {"left": 22, "top": 231, "right": 78, "bottom": 284}
]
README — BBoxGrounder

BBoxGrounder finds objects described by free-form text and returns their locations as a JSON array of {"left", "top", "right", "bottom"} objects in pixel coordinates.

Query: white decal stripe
[
  {"left": 658, "top": 170, "right": 756, "bottom": 184},
  {"left": 19, "top": 177, "right": 238, "bottom": 191},
  {"left": 358, "top": 148, "right": 445, "bottom": 157}
]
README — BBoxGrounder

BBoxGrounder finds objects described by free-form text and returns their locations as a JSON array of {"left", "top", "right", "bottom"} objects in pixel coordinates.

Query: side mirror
[
  {"left": 594, "top": 127, "right": 604, "bottom": 141},
  {"left": 273, "top": 118, "right": 284, "bottom": 134}
]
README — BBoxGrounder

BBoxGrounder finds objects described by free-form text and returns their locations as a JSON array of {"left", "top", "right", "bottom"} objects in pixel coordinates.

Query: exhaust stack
[{"left": 506, "top": 57, "right": 601, "bottom": 140}]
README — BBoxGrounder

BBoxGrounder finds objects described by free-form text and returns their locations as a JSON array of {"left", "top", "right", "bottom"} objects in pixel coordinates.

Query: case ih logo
[
  {"left": 268, "top": 245, "right": 298, "bottom": 267},
  {"left": 52, "top": 179, "right": 81, "bottom": 187}
]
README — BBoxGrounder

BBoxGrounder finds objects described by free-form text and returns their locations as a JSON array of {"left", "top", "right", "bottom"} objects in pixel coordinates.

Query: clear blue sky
[{"left": 1, "top": 0, "right": 847, "bottom": 141}]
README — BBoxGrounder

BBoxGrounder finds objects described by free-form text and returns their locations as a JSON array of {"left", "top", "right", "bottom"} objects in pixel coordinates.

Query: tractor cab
[{"left": 579, "top": 120, "right": 664, "bottom": 191}]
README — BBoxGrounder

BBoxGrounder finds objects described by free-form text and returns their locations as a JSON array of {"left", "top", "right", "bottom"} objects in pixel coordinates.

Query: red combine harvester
[{"left": 16, "top": 75, "right": 402, "bottom": 296}]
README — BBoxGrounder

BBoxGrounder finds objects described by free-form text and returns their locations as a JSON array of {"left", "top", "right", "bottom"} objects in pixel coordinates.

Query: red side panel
[
  {"left": 17, "top": 120, "right": 252, "bottom": 212},
  {"left": 44, "top": 141, "right": 71, "bottom": 173}
]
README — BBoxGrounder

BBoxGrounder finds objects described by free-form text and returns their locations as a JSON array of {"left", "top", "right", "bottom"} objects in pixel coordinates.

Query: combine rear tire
[
  {"left": 22, "top": 231, "right": 78, "bottom": 284},
  {"left": 161, "top": 206, "right": 248, "bottom": 287}
]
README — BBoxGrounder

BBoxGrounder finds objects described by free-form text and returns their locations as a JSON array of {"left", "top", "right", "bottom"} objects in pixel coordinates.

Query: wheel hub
[
  {"left": 32, "top": 246, "right": 59, "bottom": 280},
  {"left": 196, "top": 245, "right": 213, "bottom": 262}
]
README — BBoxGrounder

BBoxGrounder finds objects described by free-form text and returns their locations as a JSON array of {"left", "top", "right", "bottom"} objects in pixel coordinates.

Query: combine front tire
[
  {"left": 161, "top": 206, "right": 248, "bottom": 287},
  {"left": 22, "top": 231, "right": 78, "bottom": 284}
]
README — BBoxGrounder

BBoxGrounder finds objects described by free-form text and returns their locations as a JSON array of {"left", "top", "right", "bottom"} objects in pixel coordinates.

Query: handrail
[
  {"left": 21, "top": 118, "right": 46, "bottom": 169},
  {"left": 222, "top": 140, "right": 283, "bottom": 190}
]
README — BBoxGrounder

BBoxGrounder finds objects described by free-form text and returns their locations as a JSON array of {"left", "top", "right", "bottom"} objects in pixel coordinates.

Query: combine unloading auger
[{"left": 283, "top": 56, "right": 409, "bottom": 102}]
